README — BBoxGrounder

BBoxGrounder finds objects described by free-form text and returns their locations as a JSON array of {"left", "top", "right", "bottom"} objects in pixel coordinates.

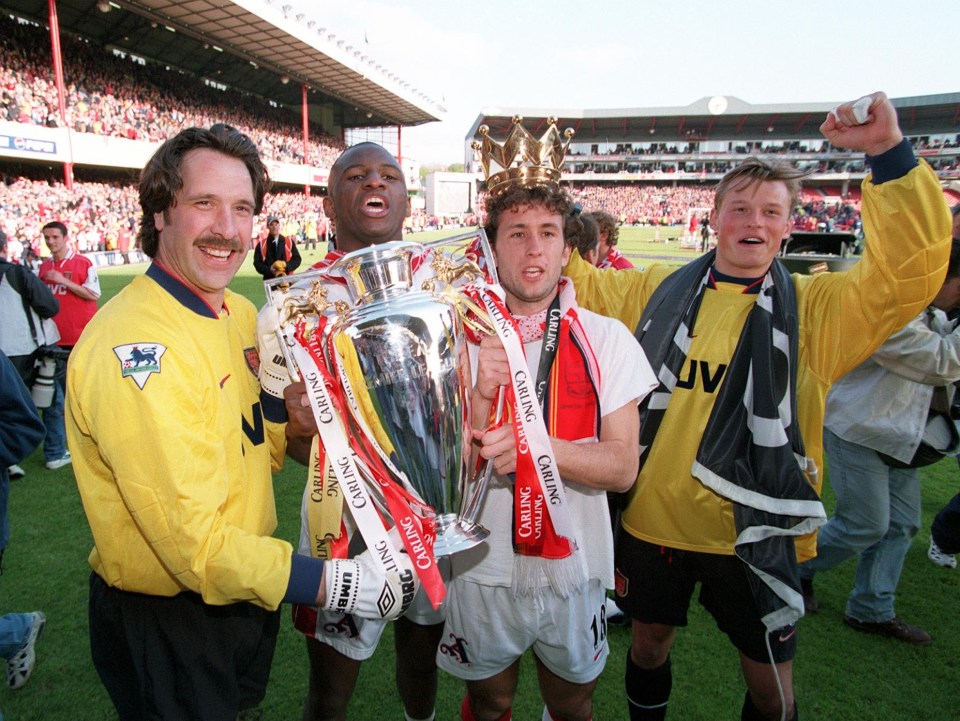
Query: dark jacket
[{"left": 253, "top": 234, "right": 302, "bottom": 279}]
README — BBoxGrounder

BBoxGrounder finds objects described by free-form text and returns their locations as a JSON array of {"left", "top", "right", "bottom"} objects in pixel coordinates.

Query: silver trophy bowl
[{"left": 328, "top": 241, "right": 489, "bottom": 556}]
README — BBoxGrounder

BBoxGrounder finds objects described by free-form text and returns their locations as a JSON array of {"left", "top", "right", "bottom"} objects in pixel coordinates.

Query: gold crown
[{"left": 472, "top": 116, "right": 574, "bottom": 196}]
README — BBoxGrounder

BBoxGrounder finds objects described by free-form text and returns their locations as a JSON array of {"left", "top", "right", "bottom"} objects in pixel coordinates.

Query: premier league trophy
[
  {"left": 264, "top": 231, "right": 498, "bottom": 558},
  {"left": 327, "top": 239, "right": 491, "bottom": 555}
]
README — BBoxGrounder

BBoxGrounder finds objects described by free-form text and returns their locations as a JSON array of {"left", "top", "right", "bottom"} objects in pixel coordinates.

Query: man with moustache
[
  {"left": 273, "top": 142, "right": 447, "bottom": 721},
  {"left": 67, "top": 127, "right": 416, "bottom": 721},
  {"left": 563, "top": 92, "right": 951, "bottom": 720}
]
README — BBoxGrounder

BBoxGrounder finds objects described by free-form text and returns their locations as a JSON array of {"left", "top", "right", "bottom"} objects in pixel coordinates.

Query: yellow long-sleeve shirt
[
  {"left": 564, "top": 161, "right": 951, "bottom": 561},
  {"left": 68, "top": 264, "right": 291, "bottom": 609}
]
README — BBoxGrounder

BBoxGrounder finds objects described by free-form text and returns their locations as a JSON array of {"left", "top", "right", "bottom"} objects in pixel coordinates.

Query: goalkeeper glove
[{"left": 321, "top": 543, "right": 418, "bottom": 620}]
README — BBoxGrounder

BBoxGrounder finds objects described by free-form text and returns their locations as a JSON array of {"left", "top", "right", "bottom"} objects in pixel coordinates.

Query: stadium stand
[
  {"left": 0, "top": 14, "right": 346, "bottom": 167},
  {"left": 0, "top": 3, "right": 958, "bottom": 265},
  {"left": 0, "top": 0, "right": 441, "bottom": 263}
]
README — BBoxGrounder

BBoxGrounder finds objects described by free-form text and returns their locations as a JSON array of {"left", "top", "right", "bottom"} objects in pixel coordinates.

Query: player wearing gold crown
[
  {"left": 436, "top": 124, "right": 657, "bottom": 721},
  {"left": 563, "top": 92, "right": 951, "bottom": 721}
]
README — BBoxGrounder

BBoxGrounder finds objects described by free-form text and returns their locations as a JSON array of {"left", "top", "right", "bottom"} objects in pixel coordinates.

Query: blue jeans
[
  {"left": 41, "top": 365, "right": 66, "bottom": 462},
  {"left": 799, "top": 428, "right": 921, "bottom": 622},
  {"left": 0, "top": 613, "right": 32, "bottom": 660}
]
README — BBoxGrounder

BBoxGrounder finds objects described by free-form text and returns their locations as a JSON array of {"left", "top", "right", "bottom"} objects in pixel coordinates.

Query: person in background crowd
[
  {"left": 0, "top": 611, "right": 45, "bottom": 693},
  {"left": 928, "top": 204, "right": 960, "bottom": 571},
  {"left": 929, "top": 480, "right": 960, "bottom": 569},
  {"left": 0, "top": 232, "right": 59, "bottom": 480},
  {"left": 699, "top": 214, "right": 712, "bottom": 253},
  {"left": 0, "top": 349, "right": 47, "bottom": 704},
  {"left": 38, "top": 221, "right": 101, "bottom": 471},
  {"left": 799, "top": 239, "right": 960, "bottom": 646},
  {"left": 0, "top": 348, "right": 46, "bottom": 572},
  {"left": 589, "top": 210, "right": 633, "bottom": 269},
  {"left": 569, "top": 208, "right": 601, "bottom": 265},
  {"left": 303, "top": 214, "right": 318, "bottom": 252},
  {"left": 254, "top": 215, "right": 302, "bottom": 279},
  {"left": 570, "top": 209, "right": 635, "bottom": 627},
  {"left": 4, "top": 234, "right": 23, "bottom": 265}
]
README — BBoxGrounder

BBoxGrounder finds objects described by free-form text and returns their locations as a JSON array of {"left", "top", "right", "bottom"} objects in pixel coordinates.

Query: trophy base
[{"left": 433, "top": 513, "right": 489, "bottom": 557}]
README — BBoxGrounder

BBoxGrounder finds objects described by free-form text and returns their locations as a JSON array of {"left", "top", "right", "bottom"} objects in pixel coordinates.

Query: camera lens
[{"left": 31, "top": 357, "right": 57, "bottom": 409}]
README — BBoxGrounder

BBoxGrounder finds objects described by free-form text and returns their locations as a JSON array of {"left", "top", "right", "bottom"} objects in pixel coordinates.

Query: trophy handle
[
  {"left": 460, "top": 389, "right": 505, "bottom": 525},
  {"left": 418, "top": 227, "right": 500, "bottom": 287},
  {"left": 443, "top": 287, "right": 498, "bottom": 338}
]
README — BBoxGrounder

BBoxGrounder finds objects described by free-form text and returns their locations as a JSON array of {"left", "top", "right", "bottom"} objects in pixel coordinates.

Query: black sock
[
  {"left": 625, "top": 651, "right": 671, "bottom": 721},
  {"left": 741, "top": 691, "right": 798, "bottom": 721},
  {"left": 742, "top": 692, "right": 765, "bottom": 721}
]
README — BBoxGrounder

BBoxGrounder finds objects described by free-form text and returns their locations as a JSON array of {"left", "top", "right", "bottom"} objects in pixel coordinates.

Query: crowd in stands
[
  {"left": 0, "top": 15, "right": 345, "bottom": 168},
  {"left": 567, "top": 184, "right": 715, "bottom": 226},
  {"left": 565, "top": 136, "right": 960, "bottom": 178},
  {"left": 568, "top": 136, "right": 960, "bottom": 159},
  {"left": 0, "top": 171, "right": 869, "bottom": 261},
  {"left": 9, "top": 10, "right": 943, "bottom": 257},
  {"left": 568, "top": 159, "right": 872, "bottom": 176},
  {"left": 4, "top": 11, "right": 958, "bottom": 186},
  {"left": 0, "top": 174, "right": 139, "bottom": 257},
  {"left": 0, "top": 168, "right": 333, "bottom": 260},
  {"left": 472, "top": 183, "right": 861, "bottom": 232},
  {"left": 794, "top": 197, "right": 862, "bottom": 232},
  {"left": 568, "top": 140, "right": 838, "bottom": 156},
  {"left": 406, "top": 209, "right": 479, "bottom": 232}
]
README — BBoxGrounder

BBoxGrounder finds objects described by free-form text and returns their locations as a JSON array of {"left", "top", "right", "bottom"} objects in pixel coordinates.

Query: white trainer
[
  {"left": 6, "top": 612, "right": 46, "bottom": 690},
  {"left": 44, "top": 451, "right": 72, "bottom": 470},
  {"left": 928, "top": 538, "right": 957, "bottom": 569}
]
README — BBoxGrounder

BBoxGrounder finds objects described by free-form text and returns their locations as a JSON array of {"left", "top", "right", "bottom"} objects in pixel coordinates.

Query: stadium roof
[
  {"left": 2, "top": 0, "right": 445, "bottom": 128},
  {"left": 467, "top": 93, "right": 960, "bottom": 145}
]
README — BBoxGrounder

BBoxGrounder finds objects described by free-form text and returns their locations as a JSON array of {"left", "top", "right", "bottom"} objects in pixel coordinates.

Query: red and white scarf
[{"left": 471, "top": 279, "right": 597, "bottom": 596}]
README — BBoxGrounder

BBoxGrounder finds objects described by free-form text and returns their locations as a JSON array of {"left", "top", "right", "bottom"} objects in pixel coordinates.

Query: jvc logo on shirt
[
  {"left": 48, "top": 270, "right": 73, "bottom": 295},
  {"left": 674, "top": 360, "right": 728, "bottom": 393}
]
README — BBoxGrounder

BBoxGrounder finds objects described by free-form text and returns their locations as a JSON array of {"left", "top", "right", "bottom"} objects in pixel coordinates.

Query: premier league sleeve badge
[{"left": 113, "top": 343, "right": 167, "bottom": 390}]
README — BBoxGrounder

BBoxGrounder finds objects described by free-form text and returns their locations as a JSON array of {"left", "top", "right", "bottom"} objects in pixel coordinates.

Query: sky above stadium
[{"left": 288, "top": 0, "right": 956, "bottom": 166}]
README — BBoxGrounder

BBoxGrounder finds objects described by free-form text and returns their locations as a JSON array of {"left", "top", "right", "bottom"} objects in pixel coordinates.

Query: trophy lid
[{"left": 333, "top": 240, "right": 420, "bottom": 304}]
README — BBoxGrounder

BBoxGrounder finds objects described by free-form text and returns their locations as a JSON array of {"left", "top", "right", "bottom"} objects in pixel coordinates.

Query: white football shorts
[{"left": 436, "top": 578, "right": 609, "bottom": 684}]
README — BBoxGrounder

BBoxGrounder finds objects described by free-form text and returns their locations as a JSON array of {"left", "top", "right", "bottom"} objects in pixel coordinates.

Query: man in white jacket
[{"left": 800, "top": 238, "right": 960, "bottom": 644}]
